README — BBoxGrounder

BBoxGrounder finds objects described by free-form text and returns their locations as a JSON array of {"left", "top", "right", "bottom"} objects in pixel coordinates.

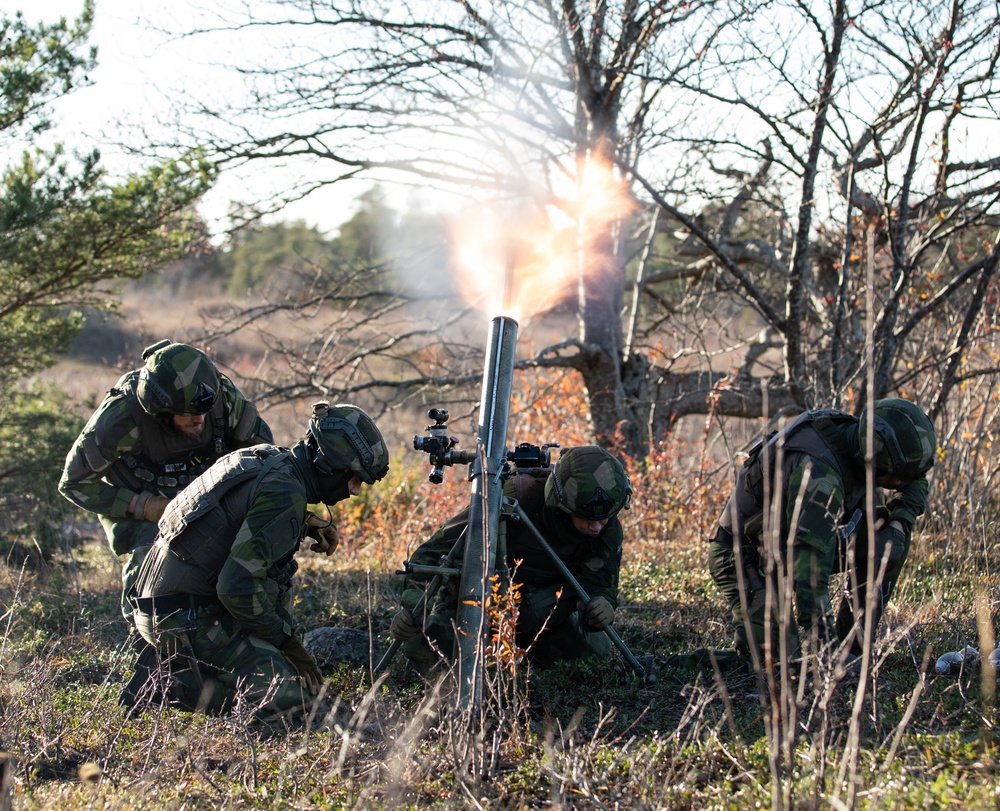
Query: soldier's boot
[
  {"left": 119, "top": 641, "right": 163, "bottom": 714},
  {"left": 401, "top": 615, "right": 454, "bottom": 678}
]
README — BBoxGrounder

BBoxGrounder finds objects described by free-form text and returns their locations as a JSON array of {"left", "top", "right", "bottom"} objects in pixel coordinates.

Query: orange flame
[{"left": 450, "top": 157, "right": 636, "bottom": 321}]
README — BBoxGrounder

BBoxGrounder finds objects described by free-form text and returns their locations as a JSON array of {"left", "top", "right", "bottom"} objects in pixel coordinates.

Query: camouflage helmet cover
[
  {"left": 544, "top": 445, "right": 632, "bottom": 520},
  {"left": 309, "top": 401, "right": 390, "bottom": 485},
  {"left": 136, "top": 340, "right": 221, "bottom": 416},
  {"left": 859, "top": 397, "right": 937, "bottom": 480}
]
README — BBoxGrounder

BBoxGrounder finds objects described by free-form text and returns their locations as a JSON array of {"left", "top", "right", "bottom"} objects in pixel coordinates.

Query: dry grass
[
  {"left": 6, "top": 288, "right": 1000, "bottom": 809},
  {"left": 3, "top": 509, "right": 997, "bottom": 810}
]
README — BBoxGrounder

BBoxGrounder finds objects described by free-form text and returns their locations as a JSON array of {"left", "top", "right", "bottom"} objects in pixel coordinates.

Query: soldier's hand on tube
[
  {"left": 280, "top": 635, "right": 323, "bottom": 695},
  {"left": 583, "top": 596, "right": 615, "bottom": 630},
  {"left": 305, "top": 511, "right": 340, "bottom": 556},
  {"left": 389, "top": 608, "right": 421, "bottom": 641}
]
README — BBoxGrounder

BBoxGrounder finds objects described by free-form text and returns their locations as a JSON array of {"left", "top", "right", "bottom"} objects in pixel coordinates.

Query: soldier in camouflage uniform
[
  {"left": 389, "top": 445, "right": 632, "bottom": 671},
  {"left": 130, "top": 402, "right": 389, "bottom": 718},
  {"left": 706, "top": 398, "right": 936, "bottom": 669},
  {"left": 59, "top": 340, "right": 273, "bottom": 618}
]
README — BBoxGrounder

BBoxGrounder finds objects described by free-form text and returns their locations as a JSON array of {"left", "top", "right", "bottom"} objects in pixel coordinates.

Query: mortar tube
[{"left": 455, "top": 315, "right": 518, "bottom": 714}]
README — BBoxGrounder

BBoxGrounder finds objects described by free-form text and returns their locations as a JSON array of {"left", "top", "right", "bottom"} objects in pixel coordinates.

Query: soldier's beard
[{"left": 171, "top": 414, "right": 208, "bottom": 439}]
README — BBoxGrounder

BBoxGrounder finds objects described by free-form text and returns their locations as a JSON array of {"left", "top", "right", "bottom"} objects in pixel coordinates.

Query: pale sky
[
  {"left": 19, "top": 0, "right": 994, "bottom": 240},
  {"left": 7, "top": 0, "right": 391, "bottom": 235}
]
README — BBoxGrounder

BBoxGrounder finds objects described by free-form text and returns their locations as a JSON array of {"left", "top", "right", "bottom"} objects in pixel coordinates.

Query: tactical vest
[
  {"left": 106, "top": 371, "right": 233, "bottom": 496},
  {"left": 157, "top": 445, "right": 292, "bottom": 545},
  {"left": 153, "top": 445, "right": 292, "bottom": 581},
  {"left": 741, "top": 408, "right": 857, "bottom": 507}
]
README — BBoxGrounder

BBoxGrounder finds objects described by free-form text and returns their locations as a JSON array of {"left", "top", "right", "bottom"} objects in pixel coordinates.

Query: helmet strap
[{"left": 307, "top": 433, "right": 334, "bottom": 476}]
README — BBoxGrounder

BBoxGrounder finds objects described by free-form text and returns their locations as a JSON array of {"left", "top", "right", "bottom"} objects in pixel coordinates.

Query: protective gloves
[
  {"left": 583, "top": 596, "right": 615, "bottom": 631},
  {"left": 144, "top": 496, "right": 171, "bottom": 522},
  {"left": 305, "top": 511, "right": 340, "bottom": 556},
  {"left": 280, "top": 635, "right": 324, "bottom": 695},
  {"left": 389, "top": 608, "right": 421, "bottom": 642}
]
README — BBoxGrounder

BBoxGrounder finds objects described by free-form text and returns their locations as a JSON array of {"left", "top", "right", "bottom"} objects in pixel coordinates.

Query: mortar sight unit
[
  {"left": 413, "top": 408, "right": 558, "bottom": 484},
  {"left": 509, "top": 441, "right": 558, "bottom": 469},
  {"left": 412, "top": 408, "right": 475, "bottom": 484}
]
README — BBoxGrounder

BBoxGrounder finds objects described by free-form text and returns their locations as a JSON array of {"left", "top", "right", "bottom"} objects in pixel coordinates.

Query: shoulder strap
[
  {"left": 806, "top": 409, "right": 855, "bottom": 466},
  {"left": 119, "top": 371, "right": 145, "bottom": 426},
  {"left": 157, "top": 445, "right": 289, "bottom": 543},
  {"left": 246, "top": 445, "right": 289, "bottom": 502},
  {"left": 742, "top": 409, "right": 854, "bottom": 501},
  {"left": 210, "top": 377, "right": 232, "bottom": 455}
]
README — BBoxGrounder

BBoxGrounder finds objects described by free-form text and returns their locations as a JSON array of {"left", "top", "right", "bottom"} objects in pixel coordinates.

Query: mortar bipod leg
[
  {"left": 506, "top": 497, "right": 655, "bottom": 684},
  {"left": 373, "top": 528, "right": 469, "bottom": 675}
]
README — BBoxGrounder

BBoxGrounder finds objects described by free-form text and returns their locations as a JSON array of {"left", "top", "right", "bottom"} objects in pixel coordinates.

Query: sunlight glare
[{"left": 450, "top": 156, "right": 635, "bottom": 321}]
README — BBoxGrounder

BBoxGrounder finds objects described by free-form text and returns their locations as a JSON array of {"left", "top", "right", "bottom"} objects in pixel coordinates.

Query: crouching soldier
[
  {"left": 705, "top": 398, "right": 936, "bottom": 671},
  {"left": 389, "top": 445, "right": 632, "bottom": 672},
  {"left": 130, "top": 402, "right": 388, "bottom": 718},
  {"left": 59, "top": 340, "right": 273, "bottom": 621}
]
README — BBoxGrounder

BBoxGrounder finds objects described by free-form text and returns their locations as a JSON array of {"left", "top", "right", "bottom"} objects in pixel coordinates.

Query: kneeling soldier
[
  {"left": 390, "top": 445, "right": 632, "bottom": 672},
  {"left": 59, "top": 340, "right": 273, "bottom": 622},
  {"left": 131, "top": 402, "right": 388, "bottom": 718},
  {"left": 707, "top": 398, "right": 936, "bottom": 670}
]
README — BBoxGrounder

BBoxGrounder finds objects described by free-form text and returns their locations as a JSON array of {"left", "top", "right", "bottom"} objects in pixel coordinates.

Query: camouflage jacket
[
  {"left": 401, "top": 468, "right": 624, "bottom": 612},
  {"left": 717, "top": 409, "right": 929, "bottom": 605},
  {"left": 719, "top": 409, "right": 928, "bottom": 547},
  {"left": 59, "top": 370, "right": 272, "bottom": 520},
  {"left": 136, "top": 443, "right": 323, "bottom": 646}
]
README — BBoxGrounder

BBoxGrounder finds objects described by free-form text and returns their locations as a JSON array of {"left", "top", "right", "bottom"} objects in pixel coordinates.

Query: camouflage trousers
[
  {"left": 402, "top": 585, "right": 613, "bottom": 674},
  {"left": 100, "top": 515, "right": 157, "bottom": 622},
  {"left": 133, "top": 599, "right": 309, "bottom": 717},
  {"left": 708, "top": 519, "right": 910, "bottom": 664}
]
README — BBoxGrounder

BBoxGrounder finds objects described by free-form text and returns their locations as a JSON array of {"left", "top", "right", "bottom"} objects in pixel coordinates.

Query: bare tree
[
  {"left": 640, "top": 0, "right": 1000, "bottom": 427},
  {"left": 154, "top": 0, "right": 1000, "bottom": 454}
]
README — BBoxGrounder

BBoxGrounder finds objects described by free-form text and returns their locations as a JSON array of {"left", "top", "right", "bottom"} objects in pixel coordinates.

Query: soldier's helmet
[
  {"left": 858, "top": 398, "right": 937, "bottom": 481},
  {"left": 136, "top": 340, "right": 221, "bottom": 417},
  {"left": 544, "top": 445, "right": 632, "bottom": 521},
  {"left": 308, "top": 401, "right": 390, "bottom": 485}
]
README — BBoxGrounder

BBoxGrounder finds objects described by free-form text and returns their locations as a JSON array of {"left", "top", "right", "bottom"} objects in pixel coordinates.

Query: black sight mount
[
  {"left": 412, "top": 409, "right": 476, "bottom": 484},
  {"left": 413, "top": 408, "right": 558, "bottom": 485}
]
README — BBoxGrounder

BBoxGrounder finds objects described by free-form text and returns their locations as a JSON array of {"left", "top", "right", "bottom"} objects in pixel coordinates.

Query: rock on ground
[{"left": 303, "top": 627, "right": 384, "bottom": 672}]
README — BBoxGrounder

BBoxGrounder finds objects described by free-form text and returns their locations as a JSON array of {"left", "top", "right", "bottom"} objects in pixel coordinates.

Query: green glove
[
  {"left": 389, "top": 608, "right": 420, "bottom": 641},
  {"left": 584, "top": 596, "right": 615, "bottom": 631},
  {"left": 280, "top": 635, "right": 323, "bottom": 695}
]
